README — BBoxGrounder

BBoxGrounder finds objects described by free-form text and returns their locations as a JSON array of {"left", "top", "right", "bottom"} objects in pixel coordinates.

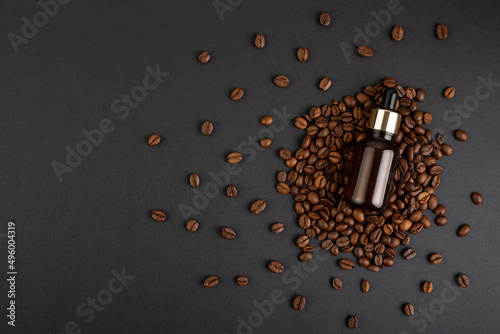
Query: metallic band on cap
[{"left": 367, "top": 108, "right": 401, "bottom": 135}]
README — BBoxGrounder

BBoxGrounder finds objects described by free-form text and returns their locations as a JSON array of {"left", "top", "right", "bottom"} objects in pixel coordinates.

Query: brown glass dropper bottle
[{"left": 344, "top": 88, "right": 402, "bottom": 212}]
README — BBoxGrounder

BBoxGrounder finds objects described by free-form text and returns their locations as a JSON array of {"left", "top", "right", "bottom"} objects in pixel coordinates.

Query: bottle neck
[{"left": 367, "top": 129, "right": 396, "bottom": 143}]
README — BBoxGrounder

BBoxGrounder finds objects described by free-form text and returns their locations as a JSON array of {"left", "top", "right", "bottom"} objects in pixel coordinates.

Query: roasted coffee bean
[
  {"left": 430, "top": 253, "right": 442, "bottom": 264},
  {"left": 435, "top": 216, "right": 448, "bottom": 226},
  {"left": 221, "top": 227, "right": 236, "bottom": 240},
  {"left": 226, "top": 185, "right": 238, "bottom": 198},
  {"left": 454, "top": 129, "right": 468, "bottom": 141},
  {"left": 410, "top": 223, "right": 424, "bottom": 234},
  {"left": 251, "top": 200, "right": 267, "bottom": 214},
  {"left": 361, "top": 280, "right": 370, "bottom": 293},
  {"left": 151, "top": 210, "right": 166, "bottom": 222},
  {"left": 272, "top": 222, "right": 285, "bottom": 234},
  {"left": 227, "top": 152, "right": 243, "bottom": 163},
  {"left": 297, "top": 47, "right": 308, "bottom": 62},
  {"left": 236, "top": 276, "right": 248, "bottom": 286},
  {"left": 261, "top": 116, "right": 273, "bottom": 126},
  {"left": 186, "top": 220, "right": 199, "bottom": 232},
  {"left": 148, "top": 134, "right": 161, "bottom": 146},
  {"left": 277, "top": 171, "right": 287, "bottom": 182},
  {"left": 276, "top": 183, "right": 290, "bottom": 195},
  {"left": 416, "top": 89, "right": 426, "bottom": 102},
  {"left": 299, "top": 252, "right": 313, "bottom": 262},
  {"left": 368, "top": 264, "right": 380, "bottom": 272},
  {"left": 444, "top": 86, "right": 455, "bottom": 99},
  {"left": 332, "top": 277, "right": 343, "bottom": 290},
  {"left": 198, "top": 51, "right": 211, "bottom": 63},
  {"left": 436, "top": 23, "right": 449, "bottom": 40},
  {"left": 230, "top": 88, "right": 244, "bottom": 100},
  {"left": 471, "top": 192, "right": 483, "bottom": 205},
  {"left": 319, "top": 77, "right": 332, "bottom": 91},
  {"left": 189, "top": 174, "right": 200, "bottom": 187},
  {"left": 303, "top": 245, "right": 315, "bottom": 252},
  {"left": 392, "top": 25, "right": 404, "bottom": 41},
  {"left": 201, "top": 121, "right": 214, "bottom": 136},
  {"left": 358, "top": 45, "right": 374, "bottom": 57},
  {"left": 423, "top": 281, "right": 433, "bottom": 293},
  {"left": 274, "top": 75, "right": 290, "bottom": 88},
  {"left": 339, "top": 259, "right": 355, "bottom": 270},
  {"left": 268, "top": 261, "right": 284, "bottom": 273},
  {"left": 294, "top": 117, "right": 308, "bottom": 129},
  {"left": 403, "top": 248, "right": 416, "bottom": 260},
  {"left": 319, "top": 12, "right": 331, "bottom": 26},
  {"left": 457, "top": 274, "right": 470, "bottom": 288},
  {"left": 442, "top": 144, "right": 453, "bottom": 155},
  {"left": 279, "top": 148, "right": 292, "bottom": 160},
  {"left": 404, "top": 304, "right": 415, "bottom": 316},
  {"left": 348, "top": 315, "right": 359, "bottom": 329},
  {"left": 293, "top": 295, "right": 306, "bottom": 311},
  {"left": 254, "top": 34, "right": 265, "bottom": 48},
  {"left": 457, "top": 224, "right": 471, "bottom": 237},
  {"left": 204, "top": 275, "right": 219, "bottom": 288},
  {"left": 297, "top": 235, "right": 310, "bottom": 248}
]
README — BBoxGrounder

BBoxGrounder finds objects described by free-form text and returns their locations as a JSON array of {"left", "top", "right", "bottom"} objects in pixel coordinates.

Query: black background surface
[{"left": 1, "top": 0, "right": 500, "bottom": 333}]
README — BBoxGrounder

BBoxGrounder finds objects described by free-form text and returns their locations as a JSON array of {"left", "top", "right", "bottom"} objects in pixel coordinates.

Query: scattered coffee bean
[
  {"left": 277, "top": 171, "right": 287, "bottom": 182},
  {"left": 151, "top": 210, "right": 166, "bottom": 222},
  {"left": 444, "top": 86, "right": 455, "bottom": 99},
  {"left": 404, "top": 304, "right": 415, "bottom": 316},
  {"left": 361, "top": 280, "right": 370, "bottom": 293},
  {"left": 221, "top": 227, "right": 236, "bottom": 240},
  {"left": 357, "top": 45, "right": 374, "bottom": 57},
  {"left": 442, "top": 144, "right": 453, "bottom": 155},
  {"left": 204, "top": 275, "right": 219, "bottom": 288},
  {"left": 403, "top": 248, "right": 416, "bottom": 260},
  {"left": 236, "top": 276, "right": 248, "bottom": 286},
  {"left": 279, "top": 148, "right": 291, "bottom": 160},
  {"left": 294, "top": 117, "right": 308, "bottom": 129},
  {"left": 299, "top": 252, "right": 313, "bottom": 262},
  {"left": 348, "top": 315, "right": 358, "bottom": 329},
  {"left": 276, "top": 182, "right": 290, "bottom": 194},
  {"left": 429, "top": 253, "right": 442, "bottom": 264},
  {"left": 227, "top": 152, "right": 243, "bottom": 164},
  {"left": 274, "top": 75, "right": 290, "bottom": 88},
  {"left": 260, "top": 138, "right": 272, "bottom": 148},
  {"left": 186, "top": 220, "right": 199, "bottom": 232},
  {"left": 471, "top": 192, "right": 483, "bottom": 205},
  {"left": 457, "top": 224, "right": 471, "bottom": 237},
  {"left": 226, "top": 185, "right": 238, "bottom": 198},
  {"left": 148, "top": 134, "right": 161, "bottom": 146},
  {"left": 457, "top": 274, "right": 470, "bottom": 288},
  {"left": 297, "top": 47, "right": 308, "bottom": 62},
  {"left": 423, "top": 281, "right": 433, "bottom": 293},
  {"left": 198, "top": 51, "right": 211, "bottom": 63},
  {"left": 454, "top": 129, "right": 468, "bottom": 141},
  {"left": 230, "top": 88, "right": 244, "bottom": 100},
  {"left": 189, "top": 174, "right": 200, "bottom": 187},
  {"left": 436, "top": 23, "right": 449, "bottom": 40},
  {"left": 319, "top": 77, "right": 332, "bottom": 91},
  {"left": 319, "top": 12, "right": 331, "bottom": 26},
  {"left": 251, "top": 200, "right": 267, "bottom": 214},
  {"left": 269, "top": 260, "right": 284, "bottom": 273},
  {"left": 392, "top": 25, "right": 404, "bottom": 41},
  {"left": 201, "top": 121, "right": 214, "bottom": 136},
  {"left": 254, "top": 34, "right": 265, "bottom": 48},
  {"left": 271, "top": 223, "right": 285, "bottom": 234},
  {"left": 297, "top": 235, "right": 310, "bottom": 247},
  {"left": 339, "top": 259, "right": 355, "bottom": 270},
  {"left": 293, "top": 295, "right": 306, "bottom": 311},
  {"left": 332, "top": 277, "right": 343, "bottom": 290},
  {"left": 261, "top": 116, "right": 273, "bottom": 125},
  {"left": 416, "top": 88, "right": 426, "bottom": 101}
]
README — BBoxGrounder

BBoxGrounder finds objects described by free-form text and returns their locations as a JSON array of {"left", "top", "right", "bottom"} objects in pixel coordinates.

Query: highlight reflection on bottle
[{"left": 344, "top": 88, "right": 402, "bottom": 212}]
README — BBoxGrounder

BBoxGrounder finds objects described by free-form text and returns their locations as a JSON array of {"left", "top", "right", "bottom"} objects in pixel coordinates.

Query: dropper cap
[{"left": 367, "top": 88, "right": 401, "bottom": 135}]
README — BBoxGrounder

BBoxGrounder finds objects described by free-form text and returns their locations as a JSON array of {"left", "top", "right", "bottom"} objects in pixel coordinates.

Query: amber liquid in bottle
[{"left": 344, "top": 129, "right": 399, "bottom": 211}]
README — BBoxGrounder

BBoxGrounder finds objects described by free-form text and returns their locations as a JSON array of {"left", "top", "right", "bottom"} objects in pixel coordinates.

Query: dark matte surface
[{"left": 1, "top": 0, "right": 500, "bottom": 333}]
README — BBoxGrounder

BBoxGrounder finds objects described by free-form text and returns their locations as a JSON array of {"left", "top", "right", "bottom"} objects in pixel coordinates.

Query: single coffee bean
[
  {"left": 348, "top": 315, "right": 359, "bottom": 329},
  {"left": 230, "top": 88, "right": 244, "bottom": 100},
  {"left": 293, "top": 295, "right": 306, "bottom": 311},
  {"left": 226, "top": 185, "right": 237, "bottom": 198},
  {"left": 319, "top": 12, "right": 331, "bottom": 26},
  {"left": 429, "top": 253, "right": 442, "bottom": 264},
  {"left": 454, "top": 129, "right": 468, "bottom": 141},
  {"left": 319, "top": 77, "right": 332, "bottom": 91},
  {"left": 221, "top": 227, "right": 236, "bottom": 240},
  {"left": 151, "top": 210, "right": 166, "bottom": 222},
  {"left": 457, "top": 224, "right": 471, "bottom": 237},
  {"left": 361, "top": 280, "right": 370, "bottom": 293},
  {"left": 403, "top": 248, "right": 416, "bottom": 260},
  {"left": 392, "top": 25, "right": 404, "bottom": 41},
  {"left": 274, "top": 75, "right": 290, "bottom": 88},
  {"left": 201, "top": 121, "right": 214, "bottom": 136},
  {"left": 297, "top": 47, "right": 309, "bottom": 62},
  {"left": 186, "top": 220, "right": 199, "bottom": 232},
  {"left": 423, "top": 281, "right": 433, "bottom": 293},
  {"left": 236, "top": 276, "right": 248, "bottom": 286},
  {"left": 269, "top": 261, "right": 284, "bottom": 273},
  {"left": 457, "top": 274, "right": 470, "bottom": 288},
  {"left": 435, "top": 216, "right": 448, "bottom": 226},
  {"left": 198, "top": 51, "right": 211, "bottom": 63},
  {"left": 277, "top": 171, "right": 287, "bottom": 182},
  {"left": 294, "top": 117, "right": 308, "bottom": 129},
  {"left": 357, "top": 45, "right": 374, "bottom": 57},
  {"left": 189, "top": 174, "right": 200, "bottom": 187},
  {"left": 368, "top": 264, "right": 380, "bottom": 272},
  {"left": 251, "top": 200, "right": 267, "bottom": 214},
  {"left": 254, "top": 34, "right": 265, "bottom": 48},
  {"left": 260, "top": 138, "right": 272, "bottom": 148},
  {"left": 471, "top": 192, "right": 483, "bottom": 205},
  {"left": 299, "top": 252, "right": 313, "bottom": 262},
  {"left": 227, "top": 152, "right": 243, "bottom": 163},
  {"left": 416, "top": 89, "right": 426, "bottom": 102},
  {"left": 436, "top": 23, "right": 449, "bottom": 40},
  {"left": 297, "top": 235, "right": 310, "bottom": 248},
  {"left": 444, "top": 86, "right": 455, "bottom": 98},
  {"left": 442, "top": 144, "right": 453, "bottom": 155},
  {"left": 404, "top": 303, "right": 415, "bottom": 316},
  {"left": 271, "top": 222, "right": 285, "bottom": 234},
  {"left": 279, "top": 148, "right": 292, "bottom": 160},
  {"left": 204, "top": 275, "right": 219, "bottom": 288},
  {"left": 261, "top": 116, "right": 273, "bottom": 126},
  {"left": 339, "top": 259, "right": 355, "bottom": 270},
  {"left": 383, "top": 77, "right": 397, "bottom": 87},
  {"left": 148, "top": 134, "right": 161, "bottom": 146},
  {"left": 332, "top": 277, "right": 343, "bottom": 290}
]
